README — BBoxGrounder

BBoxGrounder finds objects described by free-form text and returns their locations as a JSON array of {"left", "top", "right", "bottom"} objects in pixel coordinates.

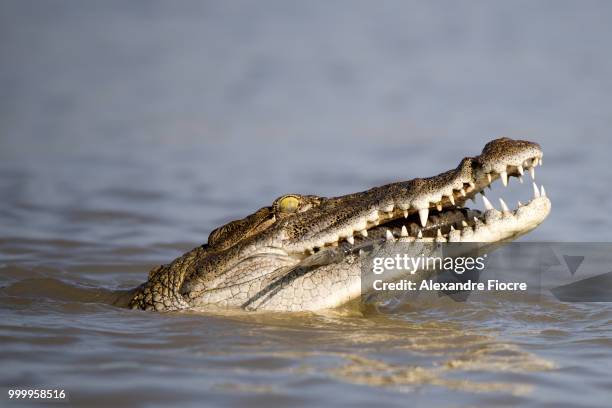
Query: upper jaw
[{"left": 280, "top": 138, "right": 548, "bottom": 254}]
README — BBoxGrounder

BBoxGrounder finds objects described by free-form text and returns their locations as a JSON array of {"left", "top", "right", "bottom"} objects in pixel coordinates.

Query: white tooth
[
  {"left": 529, "top": 166, "right": 535, "bottom": 180},
  {"left": 468, "top": 182, "right": 475, "bottom": 190},
  {"left": 360, "top": 229, "right": 368, "bottom": 237},
  {"left": 532, "top": 182, "right": 541, "bottom": 198},
  {"left": 401, "top": 225, "right": 408, "bottom": 237},
  {"left": 499, "top": 198, "right": 510, "bottom": 212},
  {"left": 417, "top": 229, "right": 423, "bottom": 239},
  {"left": 540, "top": 157, "right": 543, "bottom": 165},
  {"left": 436, "top": 202, "right": 443, "bottom": 211},
  {"left": 517, "top": 200, "right": 523, "bottom": 207},
  {"left": 436, "top": 229, "right": 442, "bottom": 238},
  {"left": 346, "top": 236, "right": 354, "bottom": 245},
  {"left": 450, "top": 225, "right": 455, "bottom": 231},
  {"left": 482, "top": 195, "right": 494, "bottom": 211},
  {"left": 517, "top": 165, "right": 524, "bottom": 175},
  {"left": 487, "top": 173, "right": 492, "bottom": 184},
  {"left": 448, "top": 194, "right": 455, "bottom": 205},
  {"left": 385, "top": 229, "right": 394, "bottom": 241},
  {"left": 403, "top": 210, "right": 408, "bottom": 218},
  {"left": 358, "top": 249, "right": 365, "bottom": 257},
  {"left": 533, "top": 157, "right": 539, "bottom": 166},
  {"left": 500, "top": 171, "right": 508, "bottom": 187},
  {"left": 461, "top": 220, "right": 469, "bottom": 228},
  {"left": 459, "top": 188, "right": 466, "bottom": 197},
  {"left": 418, "top": 208, "right": 429, "bottom": 227},
  {"left": 540, "top": 185, "right": 546, "bottom": 197},
  {"left": 518, "top": 176, "right": 524, "bottom": 184}
]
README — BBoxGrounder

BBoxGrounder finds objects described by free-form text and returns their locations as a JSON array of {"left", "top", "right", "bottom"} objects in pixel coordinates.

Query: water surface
[{"left": 1, "top": 1, "right": 612, "bottom": 407}]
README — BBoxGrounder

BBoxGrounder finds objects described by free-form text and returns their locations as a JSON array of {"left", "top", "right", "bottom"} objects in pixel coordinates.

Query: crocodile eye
[{"left": 278, "top": 195, "right": 300, "bottom": 213}]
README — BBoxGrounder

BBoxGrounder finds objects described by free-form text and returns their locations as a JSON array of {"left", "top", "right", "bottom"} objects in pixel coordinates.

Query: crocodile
[{"left": 123, "top": 138, "right": 550, "bottom": 312}]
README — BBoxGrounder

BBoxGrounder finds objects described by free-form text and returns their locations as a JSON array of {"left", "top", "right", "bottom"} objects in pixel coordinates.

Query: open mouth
[
  {"left": 301, "top": 154, "right": 548, "bottom": 254},
  {"left": 363, "top": 157, "right": 546, "bottom": 243}
]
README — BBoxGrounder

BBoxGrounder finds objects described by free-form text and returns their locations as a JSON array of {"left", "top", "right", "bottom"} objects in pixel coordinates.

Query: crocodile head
[{"left": 128, "top": 138, "right": 550, "bottom": 312}]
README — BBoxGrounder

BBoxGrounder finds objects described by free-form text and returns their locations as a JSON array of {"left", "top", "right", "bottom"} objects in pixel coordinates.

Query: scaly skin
[{"left": 125, "top": 138, "right": 550, "bottom": 312}]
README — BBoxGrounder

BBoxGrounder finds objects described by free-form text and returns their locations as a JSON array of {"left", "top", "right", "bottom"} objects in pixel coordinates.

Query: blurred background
[
  {"left": 2, "top": 2, "right": 612, "bottom": 407},
  {"left": 1, "top": 0, "right": 611, "bottom": 249}
]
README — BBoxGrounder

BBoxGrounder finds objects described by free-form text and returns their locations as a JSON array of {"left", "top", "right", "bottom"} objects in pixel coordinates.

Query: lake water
[{"left": 1, "top": 1, "right": 612, "bottom": 407}]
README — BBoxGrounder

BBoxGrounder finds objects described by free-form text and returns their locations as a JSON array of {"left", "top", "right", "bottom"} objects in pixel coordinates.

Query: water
[{"left": 1, "top": 1, "right": 612, "bottom": 406}]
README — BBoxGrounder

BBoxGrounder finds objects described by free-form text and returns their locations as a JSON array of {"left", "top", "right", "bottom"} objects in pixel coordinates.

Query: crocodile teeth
[
  {"left": 436, "top": 203, "right": 443, "bottom": 211},
  {"left": 448, "top": 194, "right": 455, "bottom": 205},
  {"left": 437, "top": 229, "right": 442, "bottom": 238},
  {"left": 518, "top": 176, "right": 524, "bottom": 184},
  {"left": 530, "top": 166, "right": 535, "bottom": 180},
  {"left": 517, "top": 165, "right": 524, "bottom": 175},
  {"left": 346, "top": 236, "right": 354, "bottom": 245},
  {"left": 385, "top": 229, "right": 394, "bottom": 241},
  {"left": 540, "top": 185, "right": 546, "bottom": 197},
  {"left": 487, "top": 173, "right": 492, "bottom": 184},
  {"left": 500, "top": 171, "right": 508, "bottom": 187},
  {"left": 360, "top": 229, "right": 368, "bottom": 237},
  {"left": 459, "top": 188, "right": 466, "bottom": 197},
  {"left": 418, "top": 208, "right": 429, "bottom": 227},
  {"left": 450, "top": 225, "right": 455, "bottom": 231},
  {"left": 499, "top": 198, "right": 510, "bottom": 213},
  {"left": 417, "top": 230, "right": 423, "bottom": 239},
  {"left": 401, "top": 225, "right": 408, "bottom": 237},
  {"left": 461, "top": 220, "right": 469, "bottom": 228},
  {"left": 532, "top": 182, "right": 541, "bottom": 198},
  {"left": 482, "top": 195, "right": 494, "bottom": 211},
  {"left": 517, "top": 200, "right": 523, "bottom": 207},
  {"left": 403, "top": 210, "right": 408, "bottom": 218}
]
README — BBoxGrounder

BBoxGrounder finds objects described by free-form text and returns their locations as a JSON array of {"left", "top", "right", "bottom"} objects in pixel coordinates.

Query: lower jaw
[{"left": 354, "top": 196, "right": 551, "bottom": 244}]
